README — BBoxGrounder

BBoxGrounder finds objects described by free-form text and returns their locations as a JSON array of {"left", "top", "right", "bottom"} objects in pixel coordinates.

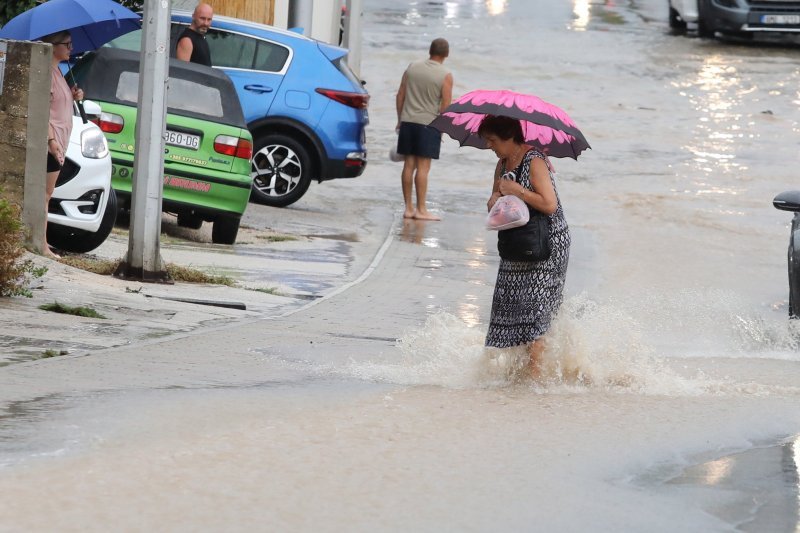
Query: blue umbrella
[{"left": 0, "top": 0, "right": 141, "bottom": 54}]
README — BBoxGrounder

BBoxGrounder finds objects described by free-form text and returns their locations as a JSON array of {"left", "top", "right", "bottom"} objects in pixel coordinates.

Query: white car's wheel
[{"left": 48, "top": 188, "right": 117, "bottom": 253}]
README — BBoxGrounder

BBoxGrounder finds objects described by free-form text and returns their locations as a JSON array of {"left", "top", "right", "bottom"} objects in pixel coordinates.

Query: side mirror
[
  {"left": 773, "top": 191, "right": 800, "bottom": 212},
  {"left": 82, "top": 100, "right": 102, "bottom": 117}
]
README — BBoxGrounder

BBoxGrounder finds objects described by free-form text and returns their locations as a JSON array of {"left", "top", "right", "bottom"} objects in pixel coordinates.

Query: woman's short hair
[
  {"left": 40, "top": 30, "right": 70, "bottom": 45},
  {"left": 478, "top": 115, "right": 524, "bottom": 143}
]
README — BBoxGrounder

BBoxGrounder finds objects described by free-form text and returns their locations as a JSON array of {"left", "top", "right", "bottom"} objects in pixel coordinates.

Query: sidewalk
[
  {"left": 0, "top": 180, "right": 398, "bottom": 367},
  {"left": 0, "top": 209, "right": 494, "bottom": 403}
]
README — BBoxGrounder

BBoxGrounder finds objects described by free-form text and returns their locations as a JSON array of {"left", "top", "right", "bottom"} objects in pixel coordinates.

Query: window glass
[
  {"left": 206, "top": 29, "right": 256, "bottom": 69},
  {"left": 116, "top": 71, "right": 224, "bottom": 118},
  {"left": 254, "top": 41, "right": 290, "bottom": 72}
]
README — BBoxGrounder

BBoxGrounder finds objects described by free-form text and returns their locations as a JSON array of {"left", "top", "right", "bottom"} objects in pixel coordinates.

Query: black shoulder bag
[
  {"left": 497, "top": 207, "right": 551, "bottom": 262},
  {"left": 496, "top": 157, "right": 552, "bottom": 262}
]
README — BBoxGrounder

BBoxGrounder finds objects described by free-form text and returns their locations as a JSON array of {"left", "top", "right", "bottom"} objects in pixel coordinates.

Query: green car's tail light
[
  {"left": 315, "top": 88, "right": 370, "bottom": 109},
  {"left": 214, "top": 135, "right": 253, "bottom": 160},
  {"left": 98, "top": 112, "right": 124, "bottom": 134}
]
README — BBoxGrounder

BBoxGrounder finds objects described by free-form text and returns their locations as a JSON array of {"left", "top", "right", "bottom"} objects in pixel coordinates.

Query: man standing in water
[
  {"left": 395, "top": 38, "right": 453, "bottom": 221},
  {"left": 176, "top": 3, "right": 214, "bottom": 66}
]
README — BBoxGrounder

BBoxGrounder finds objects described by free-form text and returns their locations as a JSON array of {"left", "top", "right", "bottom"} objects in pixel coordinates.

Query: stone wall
[{"left": 0, "top": 40, "right": 51, "bottom": 251}]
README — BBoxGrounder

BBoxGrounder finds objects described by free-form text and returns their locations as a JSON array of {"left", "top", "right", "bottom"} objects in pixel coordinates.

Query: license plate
[
  {"left": 761, "top": 14, "right": 800, "bottom": 24},
  {"left": 164, "top": 130, "right": 200, "bottom": 150}
]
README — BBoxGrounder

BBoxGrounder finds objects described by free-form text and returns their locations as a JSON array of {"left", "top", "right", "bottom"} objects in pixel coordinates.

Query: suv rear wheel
[{"left": 250, "top": 133, "right": 312, "bottom": 208}]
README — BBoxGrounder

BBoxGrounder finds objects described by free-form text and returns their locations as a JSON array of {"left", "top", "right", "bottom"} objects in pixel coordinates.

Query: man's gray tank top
[{"left": 400, "top": 59, "right": 450, "bottom": 126}]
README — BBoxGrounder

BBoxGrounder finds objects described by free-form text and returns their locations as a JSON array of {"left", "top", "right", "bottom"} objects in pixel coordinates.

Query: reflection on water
[
  {"left": 398, "top": 218, "right": 441, "bottom": 247},
  {"left": 664, "top": 436, "right": 800, "bottom": 532},
  {"left": 485, "top": 0, "right": 507, "bottom": 16},
  {"left": 573, "top": 0, "right": 590, "bottom": 30},
  {"left": 681, "top": 56, "right": 748, "bottom": 188}
]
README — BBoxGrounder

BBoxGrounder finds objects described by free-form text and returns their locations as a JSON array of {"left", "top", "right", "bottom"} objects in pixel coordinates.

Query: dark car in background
[
  {"left": 773, "top": 191, "right": 800, "bottom": 319},
  {"left": 108, "top": 11, "right": 370, "bottom": 208},
  {"left": 669, "top": 0, "right": 800, "bottom": 37},
  {"left": 71, "top": 47, "right": 254, "bottom": 244}
]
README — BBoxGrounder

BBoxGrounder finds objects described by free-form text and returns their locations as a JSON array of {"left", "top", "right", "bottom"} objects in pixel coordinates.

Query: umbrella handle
[{"left": 77, "top": 100, "right": 88, "bottom": 124}]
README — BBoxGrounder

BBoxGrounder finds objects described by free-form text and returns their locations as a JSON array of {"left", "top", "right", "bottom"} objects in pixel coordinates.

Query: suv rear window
[{"left": 205, "top": 29, "right": 290, "bottom": 72}]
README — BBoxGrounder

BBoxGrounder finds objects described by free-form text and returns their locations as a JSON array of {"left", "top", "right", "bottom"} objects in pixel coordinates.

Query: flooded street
[{"left": 2, "top": 0, "right": 800, "bottom": 531}]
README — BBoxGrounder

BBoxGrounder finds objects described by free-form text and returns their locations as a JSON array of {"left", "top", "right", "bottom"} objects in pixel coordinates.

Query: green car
[{"left": 72, "top": 47, "right": 253, "bottom": 244}]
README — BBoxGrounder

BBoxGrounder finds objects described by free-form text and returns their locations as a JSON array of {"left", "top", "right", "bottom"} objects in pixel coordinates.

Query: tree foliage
[{"left": 1, "top": 0, "right": 144, "bottom": 28}]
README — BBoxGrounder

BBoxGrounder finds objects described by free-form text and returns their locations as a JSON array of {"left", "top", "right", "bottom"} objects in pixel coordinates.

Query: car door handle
[{"left": 244, "top": 84, "right": 274, "bottom": 94}]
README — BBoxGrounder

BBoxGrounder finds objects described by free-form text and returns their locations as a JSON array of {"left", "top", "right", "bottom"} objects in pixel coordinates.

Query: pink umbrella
[{"left": 429, "top": 89, "right": 590, "bottom": 159}]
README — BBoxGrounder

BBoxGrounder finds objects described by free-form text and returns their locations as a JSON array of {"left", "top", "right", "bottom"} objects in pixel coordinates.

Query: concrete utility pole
[
  {"left": 114, "top": 0, "right": 170, "bottom": 282},
  {"left": 343, "top": 0, "right": 363, "bottom": 78},
  {"left": 288, "top": 0, "right": 313, "bottom": 35}
]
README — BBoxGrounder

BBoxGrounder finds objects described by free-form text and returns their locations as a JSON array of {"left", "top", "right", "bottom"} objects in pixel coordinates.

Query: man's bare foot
[
  {"left": 403, "top": 209, "right": 417, "bottom": 219},
  {"left": 414, "top": 211, "right": 441, "bottom": 221}
]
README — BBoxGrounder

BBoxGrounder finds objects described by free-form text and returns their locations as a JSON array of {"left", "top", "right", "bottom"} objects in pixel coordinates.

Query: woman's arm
[
  {"left": 497, "top": 155, "right": 557, "bottom": 214},
  {"left": 487, "top": 159, "right": 503, "bottom": 211}
]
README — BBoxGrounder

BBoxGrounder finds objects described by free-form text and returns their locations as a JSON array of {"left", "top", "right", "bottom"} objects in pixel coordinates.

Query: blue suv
[{"left": 109, "top": 11, "right": 369, "bottom": 207}]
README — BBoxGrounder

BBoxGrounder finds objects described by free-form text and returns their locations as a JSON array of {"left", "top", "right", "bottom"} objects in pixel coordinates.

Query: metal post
[
  {"left": 114, "top": 0, "right": 170, "bottom": 282},
  {"left": 288, "top": 0, "right": 314, "bottom": 35},
  {"left": 343, "top": 0, "right": 362, "bottom": 79}
]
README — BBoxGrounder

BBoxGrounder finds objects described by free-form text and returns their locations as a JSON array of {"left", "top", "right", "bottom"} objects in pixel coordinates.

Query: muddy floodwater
[{"left": 1, "top": 0, "right": 800, "bottom": 531}]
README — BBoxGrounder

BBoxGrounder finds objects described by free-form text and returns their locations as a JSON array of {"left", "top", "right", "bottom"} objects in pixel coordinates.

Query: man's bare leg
[
  {"left": 413, "top": 157, "right": 440, "bottom": 221},
  {"left": 401, "top": 156, "right": 417, "bottom": 218}
]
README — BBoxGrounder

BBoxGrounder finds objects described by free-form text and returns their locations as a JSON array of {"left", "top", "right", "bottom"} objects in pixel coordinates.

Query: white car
[{"left": 47, "top": 100, "right": 117, "bottom": 254}]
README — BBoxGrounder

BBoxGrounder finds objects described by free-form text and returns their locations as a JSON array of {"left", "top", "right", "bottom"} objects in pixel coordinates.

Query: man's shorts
[
  {"left": 397, "top": 122, "right": 442, "bottom": 159},
  {"left": 46, "top": 152, "right": 62, "bottom": 173}
]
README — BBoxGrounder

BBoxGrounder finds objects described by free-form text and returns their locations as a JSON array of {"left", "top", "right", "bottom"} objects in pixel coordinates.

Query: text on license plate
[
  {"left": 761, "top": 14, "right": 800, "bottom": 24},
  {"left": 164, "top": 130, "right": 201, "bottom": 150}
]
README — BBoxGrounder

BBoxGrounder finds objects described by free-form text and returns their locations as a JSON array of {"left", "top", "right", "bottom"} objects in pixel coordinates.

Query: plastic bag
[
  {"left": 486, "top": 195, "right": 530, "bottom": 231},
  {"left": 389, "top": 145, "right": 404, "bottom": 162}
]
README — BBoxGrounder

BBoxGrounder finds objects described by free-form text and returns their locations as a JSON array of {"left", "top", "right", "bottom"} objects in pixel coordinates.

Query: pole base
[{"left": 113, "top": 261, "right": 173, "bottom": 284}]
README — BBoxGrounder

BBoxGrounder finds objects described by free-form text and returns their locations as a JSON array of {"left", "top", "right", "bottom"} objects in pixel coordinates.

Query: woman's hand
[
  {"left": 498, "top": 179, "right": 525, "bottom": 199},
  {"left": 71, "top": 85, "right": 84, "bottom": 101},
  {"left": 487, "top": 191, "right": 502, "bottom": 212},
  {"left": 48, "top": 139, "right": 64, "bottom": 165}
]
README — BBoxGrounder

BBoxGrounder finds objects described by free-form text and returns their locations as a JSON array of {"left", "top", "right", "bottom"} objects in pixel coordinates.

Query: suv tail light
[
  {"left": 214, "top": 135, "right": 253, "bottom": 160},
  {"left": 98, "top": 112, "right": 124, "bottom": 134},
  {"left": 315, "top": 88, "right": 370, "bottom": 109}
]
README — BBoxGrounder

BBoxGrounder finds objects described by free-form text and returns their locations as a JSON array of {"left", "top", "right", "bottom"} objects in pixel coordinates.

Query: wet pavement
[{"left": 2, "top": 0, "right": 800, "bottom": 530}]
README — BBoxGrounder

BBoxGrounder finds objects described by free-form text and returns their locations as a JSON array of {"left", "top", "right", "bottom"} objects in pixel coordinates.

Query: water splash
[{"left": 343, "top": 295, "right": 708, "bottom": 394}]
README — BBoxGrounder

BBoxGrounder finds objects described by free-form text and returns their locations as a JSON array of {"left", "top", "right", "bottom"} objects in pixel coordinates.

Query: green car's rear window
[{"left": 117, "top": 71, "right": 225, "bottom": 118}]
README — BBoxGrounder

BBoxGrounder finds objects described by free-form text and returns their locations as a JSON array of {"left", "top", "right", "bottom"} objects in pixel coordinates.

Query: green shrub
[{"left": 0, "top": 195, "right": 47, "bottom": 298}]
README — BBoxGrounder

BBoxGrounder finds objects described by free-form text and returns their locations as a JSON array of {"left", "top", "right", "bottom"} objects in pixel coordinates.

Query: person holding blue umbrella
[
  {"left": 40, "top": 30, "right": 84, "bottom": 259},
  {"left": 0, "top": 0, "right": 140, "bottom": 258}
]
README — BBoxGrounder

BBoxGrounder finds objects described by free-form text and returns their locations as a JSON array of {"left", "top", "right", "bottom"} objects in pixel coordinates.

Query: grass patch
[
  {"left": 39, "top": 301, "right": 107, "bottom": 319},
  {"left": 248, "top": 286, "right": 282, "bottom": 296},
  {"left": 41, "top": 349, "right": 69, "bottom": 358},
  {"left": 59, "top": 255, "right": 236, "bottom": 286},
  {"left": 60, "top": 255, "right": 118, "bottom": 275},
  {"left": 166, "top": 264, "right": 235, "bottom": 286},
  {"left": 256, "top": 234, "right": 297, "bottom": 243}
]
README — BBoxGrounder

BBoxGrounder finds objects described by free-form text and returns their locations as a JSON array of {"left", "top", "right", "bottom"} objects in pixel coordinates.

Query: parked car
[
  {"left": 107, "top": 11, "right": 370, "bottom": 207},
  {"left": 669, "top": 0, "right": 800, "bottom": 37},
  {"left": 773, "top": 191, "right": 800, "bottom": 319},
  {"left": 70, "top": 47, "right": 253, "bottom": 244},
  {"left": 47, "top": 100, "right": 117, "bottom": 254}
]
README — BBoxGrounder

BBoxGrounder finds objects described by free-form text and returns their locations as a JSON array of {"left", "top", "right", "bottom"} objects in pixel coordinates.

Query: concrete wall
[{"left": 0, "top": 40, "right": 50, "bottom": 253}]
